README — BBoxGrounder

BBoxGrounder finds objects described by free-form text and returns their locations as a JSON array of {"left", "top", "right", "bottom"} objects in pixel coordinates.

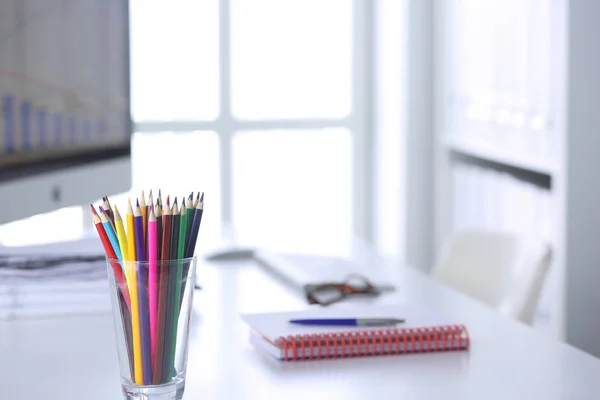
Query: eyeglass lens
[{"left": 309, "top": 285, "right": 344, "bottom": 305}]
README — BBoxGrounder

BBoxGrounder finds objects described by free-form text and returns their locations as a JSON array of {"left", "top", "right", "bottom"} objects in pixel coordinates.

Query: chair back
[{"left": 432, "top": 229, "right": 552, "bottom": 324}]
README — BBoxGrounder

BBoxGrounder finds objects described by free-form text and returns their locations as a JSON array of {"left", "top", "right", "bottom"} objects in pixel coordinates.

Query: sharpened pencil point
[
  {"left": 136, "top": 198, "right": 140, "bottom": 207},
  {"left": 127, "top": 198, "right": 134, "bottom": 214},
  {"left": 90, "top": 204, "right": 98, "bottom": 215}
]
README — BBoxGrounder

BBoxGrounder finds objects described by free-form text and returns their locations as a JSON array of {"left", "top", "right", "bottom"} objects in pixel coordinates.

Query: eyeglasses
[{"left": 303, "top": 274, "right": 395, "bottom": 306}]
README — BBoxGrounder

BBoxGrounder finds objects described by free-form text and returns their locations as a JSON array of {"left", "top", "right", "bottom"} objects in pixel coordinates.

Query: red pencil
[{"left": 91, "top": 205, "right": 131, "bottom": 309}]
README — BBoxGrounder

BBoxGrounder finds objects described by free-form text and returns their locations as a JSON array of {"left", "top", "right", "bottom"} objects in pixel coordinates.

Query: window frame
[{"left": 133, "top": 0, "right": 375, "bottom": 242}]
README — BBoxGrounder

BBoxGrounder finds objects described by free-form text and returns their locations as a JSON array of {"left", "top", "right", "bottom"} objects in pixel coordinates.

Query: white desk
[{"left": 1, "top": 255, "right": 600, "bottom": 399}]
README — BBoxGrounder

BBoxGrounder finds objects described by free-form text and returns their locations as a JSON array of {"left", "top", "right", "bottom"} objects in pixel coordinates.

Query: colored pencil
[
  {"left": 90, "top": 205, "right": 130, "bottom": 308},
  {"left": 169, "top": 202, "right": 187, "bottom": 378},
  {"left": 103, "top": 196, "right": 116, "bottom": 226},
  {"left": 117, "top": 287, "right": 135, "bottom": 380},
  {"left": 184, "top": 195, "right": 194, "bottom": 244},
  {"left": 113, "top": 205, "right": 129, "bottom": 274},
  {"left": 148, "top": 206, "right": 158, "bottom": 372},
  {"left": 140, "top": 191, "right": 148, "bottom": 247},
  {"left": 156, "top": 201, "right": 163, "bottom": 261},
  {"left": 170, "top": 199, "right": 180, "bottom": 261},
  {"left": 99, "top": 209, "right": 122, "bottom": 261},
  {"left": 125, "top": 198, "right": 143, "bottom": 385},
  {"left": 177, "top": 200, "right": 187, "bottom": 262},
  {"left": 162, "top": 199, "right": 180, "bottom": 382},
  {"left": 185, "top": 192, "right": 203, "bottom": 258},
  {"left": 146, "top": 190, "right": 154, "bottom": 259},
  {"left": 92, "top": 206, "right": 134, "bottom": 379},
  {"left": 134, "top": 200, "right": 146, "bottom": 261},
  {"left": 148, "top": 190, "right": 154, "bottom": 210},
  {"left": 153, "top": 199, "right": 171, "bottom": 384},
  {"left": 126, "top": 199, "right": 137, "bottom": 263},
  {"left": 134, "top": 201, "right": 151, "bottom": 385},
  {"left": 103, "top": 195, "right": 114, "bottom": 216},
  {"left": 179, "top": 193, "right": 202, "bottom": 311}
]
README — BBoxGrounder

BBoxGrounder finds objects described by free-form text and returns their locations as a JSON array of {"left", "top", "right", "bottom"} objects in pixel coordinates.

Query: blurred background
[{"left": 2, "top": 0, "right": 600, "bottom": 357}]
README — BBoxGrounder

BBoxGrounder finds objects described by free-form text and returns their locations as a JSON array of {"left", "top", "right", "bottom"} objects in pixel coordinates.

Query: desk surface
[{"left": 1, "top": 255, "right": 600, "bottom": 400}]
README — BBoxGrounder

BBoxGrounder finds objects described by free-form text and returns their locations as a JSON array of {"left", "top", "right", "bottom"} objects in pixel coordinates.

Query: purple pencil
[{"left": 134, "top": 200, "right": 152, "bottom": 384}]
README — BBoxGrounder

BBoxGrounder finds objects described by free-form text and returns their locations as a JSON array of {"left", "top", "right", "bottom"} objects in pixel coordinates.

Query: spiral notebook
[{"left": 242, "top": 305, "right": 470, "bottom": 362}]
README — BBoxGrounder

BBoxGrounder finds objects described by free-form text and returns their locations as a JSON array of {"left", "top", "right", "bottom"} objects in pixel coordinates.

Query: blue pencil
[
  {"left": 99, "top": 210, "right": 122, "bottom": 261},
  {"left": 184, "top": 192, "right": 203, "bottom": 258},
  {"left": 134, "top": 201, "right": 152, "bottom": 385}
]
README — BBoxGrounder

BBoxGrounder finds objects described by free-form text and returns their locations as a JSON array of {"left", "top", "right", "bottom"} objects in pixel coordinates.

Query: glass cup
[{"left": 106, "top": 256, "right": 197, "bottom": 400}]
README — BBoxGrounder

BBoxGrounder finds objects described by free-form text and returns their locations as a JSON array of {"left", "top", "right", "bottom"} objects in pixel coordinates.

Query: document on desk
[
  {"left": 252, "top": 249, "right": 400, "bottom": 289},
  {"left": 0, "top": 237, "right": 111, "bottom": 319},
  {"left": 242, "top": 304, "right": 470, "bottom": 362}
]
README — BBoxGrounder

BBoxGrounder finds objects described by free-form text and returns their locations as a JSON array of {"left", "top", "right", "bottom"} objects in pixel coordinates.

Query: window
[
  {"left": 0, "top": 1, "right": 375, "bottom": 254},
  {"left": 230, "top": 0, "right": 352, "bottom": 120},
  {"left": 131, "top": 0, "right": 369, "bottom": 254}
]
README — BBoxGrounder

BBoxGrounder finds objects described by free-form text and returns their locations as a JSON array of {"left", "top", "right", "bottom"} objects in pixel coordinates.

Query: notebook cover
[{"left": 242, "top": 305, "right": 470, "bottom": 361}]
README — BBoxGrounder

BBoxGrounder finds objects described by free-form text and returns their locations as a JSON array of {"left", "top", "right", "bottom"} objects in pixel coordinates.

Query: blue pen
[{"left": 289, "top": 318, "right": 405, "bottom": 327}]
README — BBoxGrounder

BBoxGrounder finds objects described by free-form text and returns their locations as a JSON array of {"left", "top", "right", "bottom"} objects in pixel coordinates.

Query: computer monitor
[{"left": 0, "top": 0, "right": 132, "bottom": 224}]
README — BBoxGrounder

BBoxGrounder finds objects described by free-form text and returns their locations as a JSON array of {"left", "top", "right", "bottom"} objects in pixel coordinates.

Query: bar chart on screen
[{"left": 0, "top": 0, "right": 128, "bottom": 165}]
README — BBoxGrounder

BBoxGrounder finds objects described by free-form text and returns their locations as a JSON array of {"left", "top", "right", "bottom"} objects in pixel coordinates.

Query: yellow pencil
[
  {"left": 113, "top": 205, "right": 129, "bottom": 262},
  {"left": 126, "top": 198, "right": 137, "bottom": 263},
  {"left": 126, "top": 198, "right": 143, "bottom": 385}
]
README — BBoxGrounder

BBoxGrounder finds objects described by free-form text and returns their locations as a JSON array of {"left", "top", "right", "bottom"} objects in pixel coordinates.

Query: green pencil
[{"left": 168, "top": 201, "right": 187, "bottom": 378}]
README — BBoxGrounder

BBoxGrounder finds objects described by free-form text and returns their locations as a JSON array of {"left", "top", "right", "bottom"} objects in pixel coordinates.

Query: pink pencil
[{"left": 148, "top": 205, "right": 158, "bottom": 370}]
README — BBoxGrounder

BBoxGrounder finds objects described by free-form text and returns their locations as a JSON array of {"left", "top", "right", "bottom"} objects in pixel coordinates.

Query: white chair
[{"left": 431, "top": 229, "right": 552, "bottom": 325}]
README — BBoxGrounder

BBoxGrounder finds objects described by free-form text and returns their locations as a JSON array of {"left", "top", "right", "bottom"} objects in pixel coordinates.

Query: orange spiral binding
[{"left": 278, "top": 324, "right": 469, "bottom": 362}]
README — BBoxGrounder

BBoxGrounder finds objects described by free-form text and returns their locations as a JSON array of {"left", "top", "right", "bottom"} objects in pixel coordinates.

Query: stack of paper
[{"left": 0, "top": 237, "right": 112, "bottom": 319}]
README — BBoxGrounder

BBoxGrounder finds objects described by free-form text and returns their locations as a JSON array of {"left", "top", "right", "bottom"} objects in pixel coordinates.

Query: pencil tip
[
  {"left": 136, "top": 198, "right": 139, "bottom": 207},
  {"left": 200, "top": 192, "right": 204, "bottom": 202},
  {"left": 90, "top": 204, "right": 97, "bottom": 214},
  {"left": 99, "top": 205, "right": 105, "bottom": 213}
]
